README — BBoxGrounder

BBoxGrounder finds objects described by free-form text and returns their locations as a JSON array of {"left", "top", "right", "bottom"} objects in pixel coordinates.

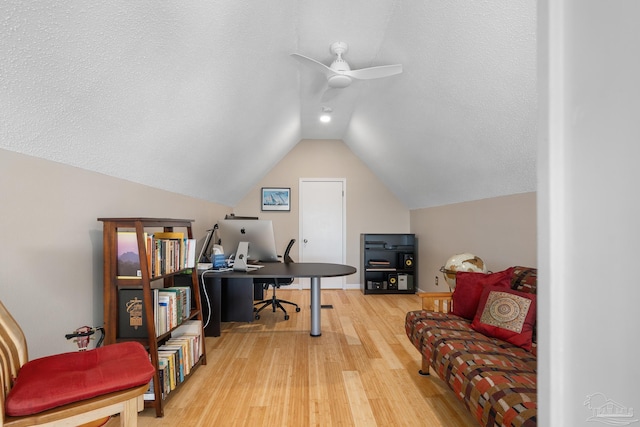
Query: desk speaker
[
  {"left": 402, "top": 253, "right": 414, "bottom": 269},
  {"left": 387, "top": 273, "right": 398, "bottom": 289}
]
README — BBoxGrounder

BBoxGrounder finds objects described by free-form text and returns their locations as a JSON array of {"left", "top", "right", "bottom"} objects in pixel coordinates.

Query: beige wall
[
  {"left": 234, "top": 139, "right": 411, "bottom": 284},
  {"left": 0, "top": 144, "right": 536, "bottom": 358},
  {"left": 0, "top": 148, "right": 229, "bottom": 358},
  {"left": 410, "top": 192, "right": 537, "bottom": 292}
]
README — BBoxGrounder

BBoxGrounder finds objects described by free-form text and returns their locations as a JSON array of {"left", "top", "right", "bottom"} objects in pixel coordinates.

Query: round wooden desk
[
  {"left": 248, "top": 262, "right": 356, "bottom": 337},
  {"left": 204, "top": 263, "right": 356, "bottom": 337}
]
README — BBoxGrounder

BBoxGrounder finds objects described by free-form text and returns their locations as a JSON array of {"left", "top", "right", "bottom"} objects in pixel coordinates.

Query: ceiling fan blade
[
  {"left": 344, "top": 64, "right": 403, "bottom": 80},
  {"left": 290, "top": 53, "right": 336, "bottom": 78}
]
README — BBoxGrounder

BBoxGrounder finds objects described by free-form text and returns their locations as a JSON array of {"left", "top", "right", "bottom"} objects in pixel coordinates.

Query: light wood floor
[{"left": 109, "top": 290, "right": 477, "bottom": 427}]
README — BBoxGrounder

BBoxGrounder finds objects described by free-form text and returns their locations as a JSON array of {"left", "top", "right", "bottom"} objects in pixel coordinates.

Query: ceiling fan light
[
  {"left": 320, "top": 114, "right": 331, "bottom": 123},
  {"left": 328, "top": 74, "right": 352, "bottom": 88}
]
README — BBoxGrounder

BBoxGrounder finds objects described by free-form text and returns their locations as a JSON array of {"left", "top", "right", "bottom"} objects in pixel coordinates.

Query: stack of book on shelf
[
  {"left": 118, "top": 286, "right": 192, "bottom": 338},
  {"left": 116, "top": 231, "right": 197, "bottom": 279},
  {"left": 144, "top": 320, "right": 203, "bottom": 401},
  {"left": 367, "top": 259, "right": 394, "bottom": 270}
]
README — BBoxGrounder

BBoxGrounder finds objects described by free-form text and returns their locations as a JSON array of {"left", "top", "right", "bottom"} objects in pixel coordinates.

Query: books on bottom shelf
[
  {"left": 171, "top": 320, "right": 204, "bottom": 359},
  {"left": 144, "top": 319, "right": 203, "bottom": 401}
]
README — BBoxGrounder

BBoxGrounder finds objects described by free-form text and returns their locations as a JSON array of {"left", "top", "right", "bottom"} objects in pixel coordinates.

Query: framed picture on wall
[{"left": 261, "top": 187, "right": 291, "bottom": 211}]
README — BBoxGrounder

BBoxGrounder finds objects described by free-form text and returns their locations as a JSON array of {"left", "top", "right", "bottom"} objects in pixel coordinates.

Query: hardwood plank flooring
[{"left": 109, "top": 290, "right": 477, "bottom": 426}]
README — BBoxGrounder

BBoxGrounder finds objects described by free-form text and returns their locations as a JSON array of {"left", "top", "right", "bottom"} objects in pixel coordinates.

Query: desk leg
[
  {"left": 202, "top": 276, "right": 221, "bottom": 337},
  {"left": 310, "top": 277, "right": 321, "bottom": 337}
]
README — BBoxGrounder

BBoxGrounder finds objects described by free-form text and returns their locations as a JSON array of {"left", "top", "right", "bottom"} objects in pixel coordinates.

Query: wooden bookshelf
[{"left": 98, "top": 217, "right": 207, "bottom": 417}]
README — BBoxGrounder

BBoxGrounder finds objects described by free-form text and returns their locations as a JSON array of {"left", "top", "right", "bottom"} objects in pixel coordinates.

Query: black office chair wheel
[
  {"left": 295, "top": 307, "right": 301, "bottom": 312},
  {"left": 255, "top": 314, "right": 261, "bottom": 320},
  {"left": 284, "top": 314, "right": 290, "bottom": 320}
]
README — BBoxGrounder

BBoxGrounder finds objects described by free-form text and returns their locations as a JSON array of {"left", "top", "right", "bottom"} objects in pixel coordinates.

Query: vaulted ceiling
[{"left": 1, "top": 1, "right": 537, "bottom": 209}]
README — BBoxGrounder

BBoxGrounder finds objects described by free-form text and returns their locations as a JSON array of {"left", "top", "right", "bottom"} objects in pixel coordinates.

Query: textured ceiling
[{"left": 1, "top": 1, "right": 537, "bottom": 209}]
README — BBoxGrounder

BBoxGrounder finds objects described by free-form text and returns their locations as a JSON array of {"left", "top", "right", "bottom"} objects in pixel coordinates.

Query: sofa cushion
[
  {"left": 451, "top": 268, "right": 514, "bottom": 319},
  {"left": 471, "top": 286, "right": 537, "bottom": 351},
  {"left": 5, "top": 341, "right": 155, "bottom": 417}
]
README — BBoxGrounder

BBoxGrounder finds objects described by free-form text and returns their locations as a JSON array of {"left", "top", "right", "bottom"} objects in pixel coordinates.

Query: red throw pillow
[
  {"left": 471, "top": 285, "right": 537, "bottom": 351},
  {"left": 451, "top": 268, "right": 514, "bottom": 319}
]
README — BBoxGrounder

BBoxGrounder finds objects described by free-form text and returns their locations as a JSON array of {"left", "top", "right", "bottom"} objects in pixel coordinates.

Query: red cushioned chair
[{"left": 0, "top": 299, "right": 155, "bottom": 427}]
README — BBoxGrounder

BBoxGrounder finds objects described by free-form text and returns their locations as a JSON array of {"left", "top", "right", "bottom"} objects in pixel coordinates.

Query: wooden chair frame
[
  {"left": 417, "top": 292, "right": 453, "bottom": 313},
  {"left": 1, "top": 300, "right": 146, "bottom": 427}
]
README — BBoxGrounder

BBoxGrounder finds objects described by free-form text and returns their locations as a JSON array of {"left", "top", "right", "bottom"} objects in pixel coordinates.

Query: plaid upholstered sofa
[{"left": 405, "top": 266, "right": 537, "bottom": 427}]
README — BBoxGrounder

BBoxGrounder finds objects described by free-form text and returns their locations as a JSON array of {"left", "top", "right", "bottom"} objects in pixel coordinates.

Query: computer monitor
[{"left": 217, "top": 219, "right": 279, "bottom": 263}]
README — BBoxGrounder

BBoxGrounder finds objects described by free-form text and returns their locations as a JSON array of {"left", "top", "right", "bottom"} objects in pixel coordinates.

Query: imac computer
[{"left": 217, "top": 219, "right": 279, "bottom": 263}]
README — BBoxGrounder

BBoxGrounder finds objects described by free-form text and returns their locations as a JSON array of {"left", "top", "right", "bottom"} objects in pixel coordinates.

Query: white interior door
[{"left": 299, "top": 179, "right": 345, "bottom": 289}]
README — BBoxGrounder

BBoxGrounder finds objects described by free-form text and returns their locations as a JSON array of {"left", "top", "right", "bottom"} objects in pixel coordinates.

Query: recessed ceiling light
[{"left": 320, "top": 106, "right": 332, "bottom": 123}]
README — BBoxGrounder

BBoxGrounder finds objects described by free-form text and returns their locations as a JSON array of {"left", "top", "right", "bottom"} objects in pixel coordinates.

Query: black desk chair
[{"left": 253, "top": 239, "right": 301, "bottom": 320}]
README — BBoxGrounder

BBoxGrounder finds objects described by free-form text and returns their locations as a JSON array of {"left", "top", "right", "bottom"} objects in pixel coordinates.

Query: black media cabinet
[{"left": 360, "top": 233, "right": 417, "bottom": 294}]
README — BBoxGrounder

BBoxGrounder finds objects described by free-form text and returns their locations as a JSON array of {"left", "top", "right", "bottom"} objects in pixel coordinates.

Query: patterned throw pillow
[
  {"left": 471, "top": 285, "right": 537, "bottom": 351},
  {"left": 451, "top": 268, "right": 514, "bottom": 319},
  {"left": 510, "top": 266, "right": 538, "bottom": 293}
]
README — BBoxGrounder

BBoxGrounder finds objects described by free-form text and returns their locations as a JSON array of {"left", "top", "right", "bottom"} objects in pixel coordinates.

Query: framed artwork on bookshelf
[
  {"left": 261, "top": 187, "right": 291, "bottom": 211},
  {"left": 117, "top": 231, "right": 142, "bottom": 278}
]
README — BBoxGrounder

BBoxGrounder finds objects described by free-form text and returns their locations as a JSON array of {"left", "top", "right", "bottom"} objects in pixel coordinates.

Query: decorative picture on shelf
[
  {"left": 261, "top": 187, "right": 291, "bottom": 211},
  {"left": 117, "top": 231, "right": 142, "bottom": 278}
]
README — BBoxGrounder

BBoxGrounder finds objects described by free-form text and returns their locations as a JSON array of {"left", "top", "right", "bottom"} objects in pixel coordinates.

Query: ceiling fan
[{"left": 291, "top": 41, "right": 403, "bottom": 100}]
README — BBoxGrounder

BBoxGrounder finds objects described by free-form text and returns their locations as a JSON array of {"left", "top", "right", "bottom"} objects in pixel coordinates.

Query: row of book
[
  {"left": 118, "top": 286, "right": 192, "bottom": 338},
  {"left": 116, "top": 231, "right": 197, "bottom": 279},
  {"left": 147, "top": 232, "right": 197, "bottom": 278},
  {"left": 144, "top": 320, "right": 203, "bottom": 401},
  {"left": 153, "top": 287, "right": 191, "bottom": 336}
]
